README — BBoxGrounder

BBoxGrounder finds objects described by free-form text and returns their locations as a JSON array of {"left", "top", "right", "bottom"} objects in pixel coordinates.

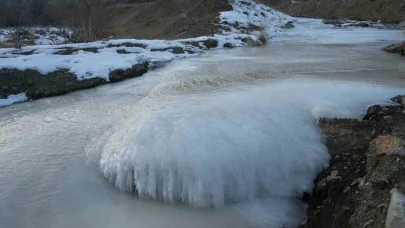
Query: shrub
[
  {"left": 258, "top": 28, "right": 267, "bottom": 45},
  {"left": 65, "top": 0, "right": 110, "bottom": 43}
]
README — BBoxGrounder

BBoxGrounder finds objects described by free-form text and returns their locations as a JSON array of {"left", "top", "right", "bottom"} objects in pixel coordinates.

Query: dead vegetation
[
  {"left": 65, "top": 0, "right": 111, "bottom": 43},
  {"left": 258, "top": 27, "right": 267, "bottom": 45}
]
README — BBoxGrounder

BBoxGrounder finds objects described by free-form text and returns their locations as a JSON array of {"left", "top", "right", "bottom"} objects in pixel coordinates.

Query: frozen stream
[{"left": 1, "top": 19, "right": 405, "bottom": 228}]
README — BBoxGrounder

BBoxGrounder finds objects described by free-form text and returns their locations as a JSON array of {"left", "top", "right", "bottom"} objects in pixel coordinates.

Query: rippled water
[{"left": 1, "top": 19, "right": 405, "bottom": 228}]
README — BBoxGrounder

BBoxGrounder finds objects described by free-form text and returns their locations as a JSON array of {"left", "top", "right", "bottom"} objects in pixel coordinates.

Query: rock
[
  {"left": 323, "top": 19, "right": 342, "bottom": 26},
  {"left": 383, "top": 42, "right": 405, "bottom": 56},
  {"left": 109, "top": 62, "right": 149, "bottom": 83},
  {"left": 330, "top": 170, "right": 339, "bottom": 178},
  {"left": 171, "top": 47, "right": 185, "bottom": 54},
  {"left": 203, "top": 39, "right": 218, "bottom": 49},
  {"left": 315, "top": 178, "right": 328, "bottom": 192},
  {"left": 363, "top": 105, "right": 383, "bottom": 120},
  {"left": 351, "top": 178, "right": 362, "bottom": 186},
  {"left": 150, "top": 47, "right": 185, "bottom": 54},
  {"left": 359, "top": 178, "right": 366, "bottom": 188},
  {"left": 241, "top": 37, "right": 262, "bottom": 47},
  {"left": 0, "top": 62, "right": 149, "bottom": 101},
  {"left": 223, "top": 43, "right": 233, "bottom": 48},
  {"left": 390, "top": 147, "right": 405, "bottom": 156},
  {"left": 391, "top": 95, "right": 405, "bottom": 106},
  {"left": 282, "top": 22, "right": 295, "bottom": 29},
  {"left": 353, "top": 22, "right": 370, "bottom": 27},
  {"left": 316, "top": 172, "right": 342, "bottom": 193},
  {"left": 386, "top": 189, "right": 405, "bottom": 228},
  {"left": 370, "top": 136, "right": 405, "bottom": 156},
  {"left": 397, "top": 21, "right": 405, "bottom": 29}
]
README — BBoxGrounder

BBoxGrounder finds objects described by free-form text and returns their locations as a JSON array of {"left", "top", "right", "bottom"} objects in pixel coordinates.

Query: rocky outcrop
[
  {"left": 0, "top": 62, "right": 148, "bottom": 100},
  {"left": 302, "top": 96, "right": 405, "bottom": 228},
  {"left": 384, "top": 42, "right": 405, "bottom": 56}
]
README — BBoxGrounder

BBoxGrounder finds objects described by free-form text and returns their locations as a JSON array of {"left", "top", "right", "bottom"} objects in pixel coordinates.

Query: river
[{"left": 1, "top": 18, "right": 405, "bottom": 228}]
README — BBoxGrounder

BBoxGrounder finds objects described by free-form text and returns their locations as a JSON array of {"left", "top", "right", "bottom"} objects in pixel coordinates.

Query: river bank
[
  {"left": 1, "top": 18, "right": 405, "bottom": 227},
  {"left": 0, "top": 0, "right": 290, "bottom": 107},
  {"left": 303, "top": 95, "right": 405, "bottom": 228}
]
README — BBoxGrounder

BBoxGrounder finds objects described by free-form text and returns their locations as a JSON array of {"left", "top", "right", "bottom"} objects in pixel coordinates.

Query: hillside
[
  {"left": 258, "top": 0, "right": 405, "bottom": 23},
  {"left": 107, "top": 0, "right": 232, "bottom": 39}
]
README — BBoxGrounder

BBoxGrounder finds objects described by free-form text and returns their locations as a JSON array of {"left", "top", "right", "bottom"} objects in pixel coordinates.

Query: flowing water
[{"left": 1, "top": 19, "right": 405, "bottom": 228}]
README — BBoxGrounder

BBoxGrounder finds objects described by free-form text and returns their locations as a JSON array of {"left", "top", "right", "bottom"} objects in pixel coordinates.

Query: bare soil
[
  {"left": 302, "top": 98, "right": 405, "bottom": 228},
  {"left": 107, "top": 0, "right": 232, "bottom": 39},
  {"left": 258, "top": 0, "right": 405, "bottom": 23}
]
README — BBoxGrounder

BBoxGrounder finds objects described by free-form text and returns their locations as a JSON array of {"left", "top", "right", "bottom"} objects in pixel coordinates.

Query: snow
[
  {"left": 0, "top": 93, "right": 28, "bottom": 107},
  {"left": 0, "top": 0, "right": 292, "bottom": 82},
  {"left": 0, "top": 34, "right": 261, "bottom": 80},
  {"left": 220, "top": 0, "right": 293, "bottom": 37},
  {"left": 89, "top": 82, "right": 330, "bottom": 208},
  {"left": 272, "top": 18, "right": 405, "bottom": 44},
  {"left": 0, "top": 27, "right": 68, "bottom": 45}
]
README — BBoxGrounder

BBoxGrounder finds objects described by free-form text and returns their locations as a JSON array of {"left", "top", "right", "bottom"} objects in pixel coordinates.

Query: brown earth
[
  {"left": 302, "top": 96, "right": 405, "bottom": 228},
  {"left": 258, "top": 0, "right": 405, "bottom": 23},
  {"left": 107, "top": 0, "right": 232, "bottom": 39}
]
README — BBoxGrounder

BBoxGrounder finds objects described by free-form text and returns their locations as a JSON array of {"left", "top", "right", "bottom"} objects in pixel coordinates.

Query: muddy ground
[{"left": 302, "top": 96, "right": 405, "bottom": 228}]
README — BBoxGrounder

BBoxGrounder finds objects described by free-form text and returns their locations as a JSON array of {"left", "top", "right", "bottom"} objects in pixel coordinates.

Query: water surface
[{"left": 1, "top": 19, "right": 405, "bottom": 228}]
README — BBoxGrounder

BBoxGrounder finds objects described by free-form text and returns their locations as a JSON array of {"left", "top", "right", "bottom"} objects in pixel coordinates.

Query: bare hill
[
  {"left": 258, "top": 0, "right": 405, "bottom": 23},
  {"left": 107, "top": 0, "right": 231, "bottom": 39}
]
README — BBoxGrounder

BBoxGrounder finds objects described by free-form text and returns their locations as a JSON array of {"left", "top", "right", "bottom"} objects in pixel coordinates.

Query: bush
[
  {"left": 65, "top": 0, "right": 111, "bottom": 43},
  {"left": 258, "top": 28, "right": 267, "bottom": 45}
]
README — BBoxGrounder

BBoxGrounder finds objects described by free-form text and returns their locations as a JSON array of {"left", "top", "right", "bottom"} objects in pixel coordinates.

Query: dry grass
[
  {"left": 258, "top": 27, "right": 267, "bottom": 45},
  {"left": 0, "top": 41, "right": 35, "bottom": 49}
]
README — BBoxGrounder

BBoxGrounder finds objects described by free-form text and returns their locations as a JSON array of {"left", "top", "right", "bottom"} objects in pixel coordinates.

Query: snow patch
[
  {"left": 0, "top": 93, "right": 28, "bottom": 107},
  {"left": 220, "top": 0, "right": 293, "bottom": 37},
  {"left": 0, "top": 27, "right": 68, "bottom": 45}
]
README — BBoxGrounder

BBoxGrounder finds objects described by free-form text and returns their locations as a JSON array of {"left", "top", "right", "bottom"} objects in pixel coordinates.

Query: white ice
[{"left": 0, "top": 93, "right": 28, "bottom": 107}]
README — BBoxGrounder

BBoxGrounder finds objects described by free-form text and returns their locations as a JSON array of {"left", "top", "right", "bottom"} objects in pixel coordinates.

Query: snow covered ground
[
  {"left": 0, "top": 27, "right": 68, "bottom": 45},
  {"left": 0, "top": 93, "right": 28, "bottom": 107},
  {"left": 221, "top": 0, "right": 293, "bottom": 36},
  {"left": 0, "top": 0, "right": 291, "bottom": 83}
]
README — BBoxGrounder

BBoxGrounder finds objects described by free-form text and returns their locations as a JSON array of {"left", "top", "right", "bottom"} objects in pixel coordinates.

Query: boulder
[
  {"left": 203, "top": 39, "right": 218, "bottom": 49},
  {"left": 282, "top": 22, "right": 295, "bottom": 29},
  {"left": 391, "top": 95, "right": 405, "bottom": 106},
  {"left": 386, "top": 189, "right": 405, "bottom": 228},
  {"left": 363, "top": 105, "right": 383, "bottom": 120},
  {"left": 223, "top": 42, "right": 233, "bottom": 48},
  {"left": 383, "top": 42, "right": 405, "bottom": 56},
  {"left": 241, "top": 37, "right": 262, "bottom": 47},
  {"left": 0, "top": 62, "right": 149, "bottom": 100},
  {"left": 323, "top": 19, "right": 342, "bottom": 26},
  {"left": 370, "top": 136, "right": 405, "bottom": 156},
  {"left": 397, "top": 21, "right": 405, "bottom": 29}
]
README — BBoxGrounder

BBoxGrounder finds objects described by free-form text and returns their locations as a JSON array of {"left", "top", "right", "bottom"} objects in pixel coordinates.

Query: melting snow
[
  {"left": 0, "top": 93, "right": 28, "bottom": 107},
  {"left": 0, "top": 0, "right": 291, "bottom": 81}
]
